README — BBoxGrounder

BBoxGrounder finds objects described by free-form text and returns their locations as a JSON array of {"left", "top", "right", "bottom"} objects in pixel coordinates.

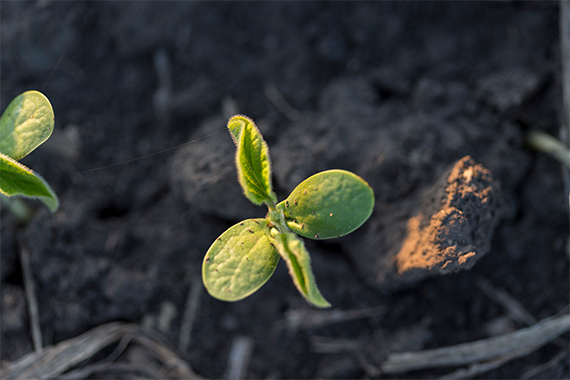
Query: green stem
[
  {"left": 526, "top": 131, "right": 570, "bottom": 168},
  {"left": 266, "top": 199, "right": 277, "bottom": 212},
  {"left": 265, "top": 200, "right": 292, "bottom": 234}
]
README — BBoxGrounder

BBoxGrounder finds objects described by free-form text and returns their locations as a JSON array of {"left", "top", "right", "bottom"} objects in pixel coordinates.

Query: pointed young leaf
[
  {"left": 273, "top": 232, "right": 331, "bottom": 308},
  {"left": 227, "top": 115, "right": 277, "bottom": 206},
  {"left": 203, "top": 219, "right": 279, "bottom": 302},
  {"left": 277, "top": 170, "right": 374, "bottom": 239},
  {"left": 0, "top": 153, "right": 58, "bottom": 212},
  {"left": 0, "top": 91, "right": 55, "bottom": 161}
]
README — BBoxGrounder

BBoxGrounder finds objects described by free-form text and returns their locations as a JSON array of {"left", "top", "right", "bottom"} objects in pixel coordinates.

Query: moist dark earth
[{"left": 1, "top": 2, "right": 569, "bottom": 379}]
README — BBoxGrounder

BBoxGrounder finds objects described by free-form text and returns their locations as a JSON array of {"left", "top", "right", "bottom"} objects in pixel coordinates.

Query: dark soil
[{"left": 1, "top": 2, "right": 568, "bottom": 379}]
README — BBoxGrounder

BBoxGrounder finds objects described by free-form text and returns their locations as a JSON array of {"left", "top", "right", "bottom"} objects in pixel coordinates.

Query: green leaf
[
  {"left": 227, "top": 115, "right": 277, "bottom": 206},
  {"left": 277, "top": 169, "right": 374, "bottom": 239},
  {"left": 273, "top": 232, "right": 330, "bottom": 308},
  {"left": 0, "top": 91, "right": 55, "bottom": 161},
  {"left": 203, "top": 218, "right": 279, "bottom": 302},
  {"left": 0, "top": 153, "right": 58, "bottom": 212},
  {"left": 0, "top": 194, "right": 33, "bottom": 221}
]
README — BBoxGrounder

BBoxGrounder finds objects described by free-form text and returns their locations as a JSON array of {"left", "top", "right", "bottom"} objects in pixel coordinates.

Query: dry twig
[
  {"left": 380, "top": 312, "right": 569, "bottom": 373},
  {"left": 311, "top": 337, "right": 362, "bottom": 354},
  {"left": 224, "top": 336, "right": 253, "bottom": 380},
  {"left": 178, "top": 275, "right": 203, "bottom": 354},
  {"left": 276, "top": 306, "right": 385, "bottom": 332},
  {"left": 310, "top": 312, "right": 569, "bottom": 377},
  {"left": 18, "top": 243, "right": 42, "bottom": 352},
  {"left": 561, "top": 0, "right": 570, "bottom": 147},
  {"left": 561, "top": 0, "right": 570, "bottom": 234},
  {"left": 476, "top": 277, "right": 537, "bottom": 326},
  {"left": 58, "top": 362, "right": 166, "bottom": 380},
  {"left": 0, "top": 322, "right": 201, "bottom": 380},
  {"left": 521, "top": 349, "right": 568, "bottom": 379},
  {"left": 438, "top": 344, "right": 541, "bottom": 379}
]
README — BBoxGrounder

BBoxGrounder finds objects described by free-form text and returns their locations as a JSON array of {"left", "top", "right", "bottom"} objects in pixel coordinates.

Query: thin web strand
[
  {"left": 81, "top": 129, "right": 225, "bottom": 173},
  {"left": 42, "top": 49, "right": 67, "bottom": 91}
]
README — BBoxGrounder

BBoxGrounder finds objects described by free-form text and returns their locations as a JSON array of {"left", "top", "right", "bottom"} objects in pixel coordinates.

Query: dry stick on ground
[
  {"left": 521, "top": 349, "right": 569, "bottom": 379},
  {"left": 477, "top": 277, "right": 567, "bottom": 350},
  {"left": 0, "top": 322, "right": 201, "bottom": 380},
  {"left": 18, "top": 243, "right": 43, "bottom": 352},
  {"left": 275, "top": 306, "right": 385, "bottom": 332},
  {"left": 561, "top": 0, "right": 570, "bottom": 234},
  {"left": 99, "top": 332, "right": 137, "bottom": 364},
  {"left": 476, "top": 277, "right": 537, "bottom": 326},
  {"left": 58, "top": 362, "right": 167, "bottom": 380},
  {"left": 224, "top": 336, "right": 254, "bottom": 380},
  {"left": 0, "top": 323, "right": 135, "bottom": 380},
  {"left": 178, "top": 275, "right": 203, "bottom": 354},
  {"left": 135, "top": 333, "right": 200, "bottom": 378},
  {"left": 380, "top": 312, "right": 570, "bottom": 374},
  {"left": 562, "top": 0, "right": 570, "bottom": 145},
  {"left": 310, "top": 312, "right": 569, "bottom": 376},
  {"left": 437, "top": 344, "right": 544, "bottom": 379},
  {"left": 311, "top": 337, "right": 362, "bottom": 354}
]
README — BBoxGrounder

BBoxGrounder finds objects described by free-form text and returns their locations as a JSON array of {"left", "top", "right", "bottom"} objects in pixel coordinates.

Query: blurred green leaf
[
  {"left": 0, "top": 90, "right": 54, "bottom": 161},
  {"left": 0, "top": 153, "right": 58, "bottom": 212}
]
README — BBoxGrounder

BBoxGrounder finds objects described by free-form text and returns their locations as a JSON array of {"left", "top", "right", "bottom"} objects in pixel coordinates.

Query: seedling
[
  {"left": 202, "top": 115, "right": 374, "bottom": 307},
  {"left": 0, "top": 91, "right": 59, "bottom": 212}
]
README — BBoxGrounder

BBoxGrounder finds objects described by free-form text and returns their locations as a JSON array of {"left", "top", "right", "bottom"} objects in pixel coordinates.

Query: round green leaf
[
  {"left": 277, "top": 170, "right": 374, "bottom": 239},
  {"left": 0, "top": 153, "right": 59, "bottom": 212},
  {"left": 0, "top": 91, "right": 55, "bottom": 161},
  {"left": 203, "top": 218, "right": 280, "bottom": 302}
]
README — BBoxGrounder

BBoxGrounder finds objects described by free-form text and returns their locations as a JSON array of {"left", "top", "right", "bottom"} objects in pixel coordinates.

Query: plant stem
[
  {"left": 265, "top": 200, "right": 292, "bottom": 234},
  {"left": 526, "top": 131, "right": 570, "bottom": 168}
]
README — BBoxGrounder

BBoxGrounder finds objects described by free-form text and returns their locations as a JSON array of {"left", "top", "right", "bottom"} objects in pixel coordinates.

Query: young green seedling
[
  {"left": 202, "top": 115, "right": 374, "bottom": 307},
  {"left": 0, "top": 91, "right": 59, "bottom": 212}
]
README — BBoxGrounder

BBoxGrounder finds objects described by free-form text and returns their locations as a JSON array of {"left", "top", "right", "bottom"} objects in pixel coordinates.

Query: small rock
[{"left": 345, "top": 156, "right": 504, "bottom": 290}]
